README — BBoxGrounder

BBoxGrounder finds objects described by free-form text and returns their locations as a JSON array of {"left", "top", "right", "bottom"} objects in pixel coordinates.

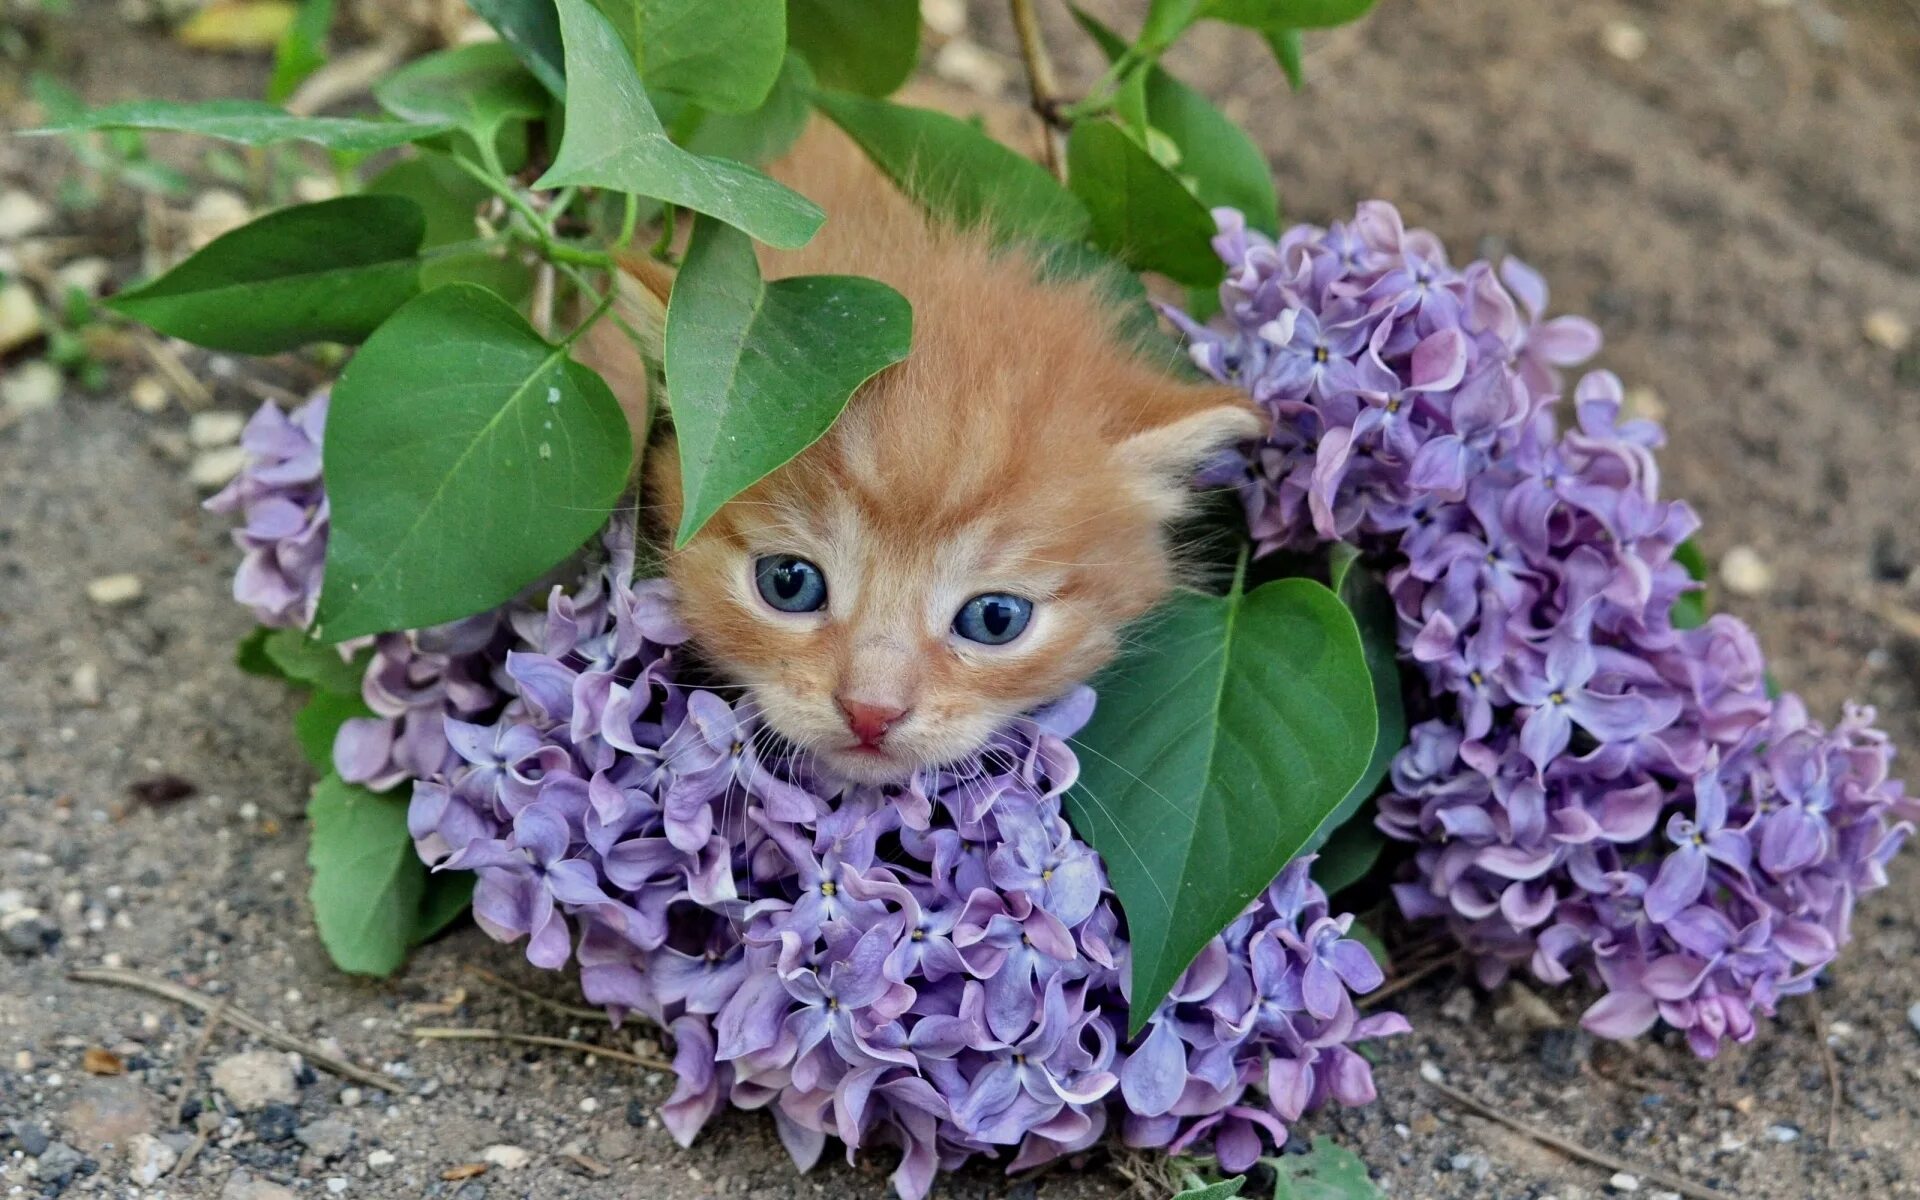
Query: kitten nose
[{"left": 837, "top": 697, "right": 907, "bottom": 746}]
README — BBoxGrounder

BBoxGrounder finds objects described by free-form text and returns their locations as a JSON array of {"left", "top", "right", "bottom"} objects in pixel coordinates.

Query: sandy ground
[{"left": 5, "top": 1, "right": 1920, "bottom": 1197}]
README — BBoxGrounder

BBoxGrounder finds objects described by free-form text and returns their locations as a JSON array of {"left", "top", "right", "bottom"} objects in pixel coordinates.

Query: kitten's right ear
[{"left": 1114, "top": 384, "right": 1266, "bottom": 517}]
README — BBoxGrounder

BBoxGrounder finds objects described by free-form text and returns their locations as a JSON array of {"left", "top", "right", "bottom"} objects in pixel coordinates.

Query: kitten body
[{"left": 585, "top": 123, "right": 1260, "bottom": 785}]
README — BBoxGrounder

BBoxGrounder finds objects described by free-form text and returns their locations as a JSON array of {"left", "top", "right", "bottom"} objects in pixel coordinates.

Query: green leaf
[
  {"left": 293, "top": 690, "right": 374, "bottom": 773},
  {"left": 1074, "top": 7, "right": 1280, "bottom": 233},
  {"left": 590, "top": 0, "right": 785, "bottom": 114},
  {"left": 1203, "top": 0, "right": 1380, "bottom": 31},
  {"left": 263, "top": 628, "right": 370, "bottom": 695},
  {"left": 1672, "top": 537, "right": 1709, "bottom": 631},
  {"left": 813, "top": 90, "right": 1089, "bottom": 243},
  {"left": 234, "top": 626, "right": 285, "bottom": 679},
  {"left": 679, "top": 53, "right": 815, "bottom": 167},
  {"left": 1269, "top": 1137, "right": 1384, "bottom": 1199},
  {"left": 1066, "top": 120, "right": 1222, "bottom": 287},
  {"left": 25, "top": 99, "right": 448, "bottom": 151},
  {"left": 315, "top": 284, "right": 632, "bottom": 641},
  {"left": 373, "top": 41, "right": 547, "bottom": 151},
  {"left": 1068, "top": 578, "right": 1376, "bottom": 1034},
  {"left": 535, "top": 0, "right": 822, "bottom": 248},
  {"left": 1310, "top": 811, "right": 1385, "bottom": 897},
  {"left": 1298, "top": 552, "right": 1405, "bottom": 856},
  {"left": 1266, "top": 27, "right": 1305, "bottom": 90},
  {"left": 786, "top": 0, "right": 919, "bottom": 97},
  {"left": 107, "top": 196, "right": 424, "bottom": 354},
  {"left": 1174, "top": 1178, "right": 1245, "bottom": 1200},
  {"left": 468, "top": 0, "right": 569, "bottom": 97},
  {"left": 666, "top": 215, "right": 912, "bottom": 545},
  {"left": 267, "top": 0, "right": 333, "bottom": 104},
  {"left": 363, "top": 154, "right": 531, "bottom": 298},
  {"left": 307, "top": 775, "right": 427, "bottom": 976},
  {"left": 1140, "top": 0, "right": 1207, "bottom": 53},
  {"left": 414, "top": 871, "right": 475, "bottom": 942}
]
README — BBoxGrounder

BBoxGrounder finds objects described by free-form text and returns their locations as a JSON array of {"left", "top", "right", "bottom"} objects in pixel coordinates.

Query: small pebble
[
  {"left": 624, "top": 1098, "right": 647, "bottom": 1127},
  {"left": 69, "top": 663, "right": 103, "bottom": 706},
  {"left": 211, "top": 1050, "right": 300, "bottom": 1111},
  {"left": 189, "top": 410, "right": 247, "bottom": 448},
  {"left": 1766, "top": 1122, "right": 1801, "bottom": 1144},
  {"left": 1418, "top": 1060, "right": 1445, "bottom": 1084},
  {"left": 1719, "top": 546, "right": 1773, "bottom": 596},
  {"left": 325, "top": 1177, "right": 350, "bottom": 1196},
  {"left": 578, "top": 1096, "right": 599, "bottom": 1113},
  {"left": 190, "top": 445, "right": 250, "bottom": 488},
  {"left": 126, "top": 1132, "right": 178, "bottom": 1186},
  {"left": 1906, "top": 1001, "right": 1920, "bottom": 1036},
  {"left": 367, "top": 1149, "right": 397, "bottom": 1169},
  {"left": 2, "top": 360, "right": 61, "bottom": 415},
  {"left": 1608, "top": 1172, "right": 1641, "bottom": 1193},
  {"left": 252, "top": 1102, "right": 299, "bottom": 1143},
  {"left": 339, "top": 1086, "right": 363, "bottom": 1107},
  {"left": 482, "top": 1144, "right": 531, "bottom": 1171},
  {"left": 86, "top": 573, "right": 145, "bottom": 607},
  {"left": 129, "top": 375, "right": 170, "bottom": 414},
  {"left": 921, "top": 0, "right": 965, "bottom": 36},
  {"left": 1439, "top": 987, "right": 1476, "bottom": 1023},
  {"left": 10, "top": 1120, "right": 52, "bottom": 1157},
  {"left": 0, "top": 189, "right": 53, "bottom": 241},
  {"left": 54, "top": 257, "right": 112, "bottom": 298},
  {"left": 1865, "top": 309, "right": 1912, "bottom": 352},
  {"left": 0, "top": 282, "right": 42, "bottom": 353},
  {"left": 295, "top": 1118, "right": 354, "bottom": 1161},
  {"left": 1601, "top": 20, "right": 1648, "bottom": 61}
]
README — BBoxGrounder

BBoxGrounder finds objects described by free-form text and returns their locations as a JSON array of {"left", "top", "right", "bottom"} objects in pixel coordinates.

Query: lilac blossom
[
  {"left": 1173, "top": 201, "right": 1914, "bottom": 1058},
  {"left": 209, "top": 401, "right": 1405, "bottom": 1198}
]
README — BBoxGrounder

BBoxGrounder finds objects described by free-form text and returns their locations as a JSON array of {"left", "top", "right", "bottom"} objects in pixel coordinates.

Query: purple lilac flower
[
  {"left": 203, "top": 394, "right": 329, "bottom": 628},
  {"left": 1174, "top": 202, "right": 1914, "bottom": 1058},
  {"left": 211, "top": 402, "right": 1407, "bottom": 1198}
]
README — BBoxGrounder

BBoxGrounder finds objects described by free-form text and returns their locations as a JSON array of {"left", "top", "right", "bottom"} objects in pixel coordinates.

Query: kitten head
[{"left": 648, "top": 255, "right": 1261, "bottom": 785}]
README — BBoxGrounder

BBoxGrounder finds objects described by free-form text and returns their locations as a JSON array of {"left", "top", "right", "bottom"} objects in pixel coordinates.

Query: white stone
[
  {"left": 1719, "top": 545, "right": 1773, "bottom": 596},
  {"left": 188, "top": 410, "right": 247, "bottom": 448},
  {"left": 1865, "top": 308, "right": 1912, "bottom": 352},
  {"left": 70, "top": 663, "right": 102, "bottom": 706},
  {"left": 130, "top": 375, "right": 170, "bottom": 413},
  {"left": 1765, "top": 1123, "right": 1801, "bottom": 1143},
  {"left": 1600, "top": 21, "right": 1648, "bottom": 61},
  {"left": 1608, "top": 1173, "right": 1641, "bottom": 1193},
  {"left": 366, "top": 1149, "right": 396, "bottom": 1169},
  {"left": 0, "top": 281, "right": 43, "bottom": 353},
  {"left": 1906, "top": 1001, "right": 1920, "bottom": 1036},
  {"left": 126, "top": 1132, "right": 178, "bottom": 1185},
  {"left": 481, "top": 1144, "right": 532, "bottom": 1170},
  {"left": 3, "top": 360, "right": 62, "bottom": 414},
  {"left": 210, "top": 1051, "right": 299, "bottom": 1111},
  {"left": 55, "top": 257, "right": 112, "bottom": 298},
  {"left": 0, "top": 190, "right": 53, "bottom": 241},
  {"left": 190, "top": 444, "right": 250, "bottom": 489},
  {"left": 921, "top": 0, "right": 965, "bottom": 36},
  {"left": 86, "top": 573, "right": 145, "bottom": 606}
]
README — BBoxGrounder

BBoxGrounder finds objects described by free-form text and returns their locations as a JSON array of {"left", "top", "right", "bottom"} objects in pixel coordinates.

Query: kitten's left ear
[{"left": 1114, "top": 384, "right": 1266, "bottom": 514}]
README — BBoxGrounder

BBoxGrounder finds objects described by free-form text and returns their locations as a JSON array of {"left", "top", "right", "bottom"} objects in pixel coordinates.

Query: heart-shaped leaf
[
  {"left": 813, "top": 89, "right": 1089, "bottom": 243},
  {"left": 108, "top": 196, "right": 425, "bottom": 353},
  {"left": 535, "top": 0, "right": 823, "bottom": 249},
  {"left": 1074, "top": 7, "right": 1280, "bottom": 233},
  {"left": 467, "top": 0, "right": 568, "bottom": 96},
  {"left": 786, "top": 0, "right": 919, "bottom": 97},
  {"left": 1066, "top": 119, "right": 1222, "bottom": 286},
  {"left": 307, "top": 774, "right": 427, "bottom": 976},
  {"left": 315, "top": 284, "right": 632, "bottom": 641},
  {"left": 590, "top": 0, "right": 786, "bottom": 114},
  {"left": 667, "top": 215, "right": 913, "bottom": 545},
  {"left": 25, "top": 99, "right": 448, "bottom": 151},
  {"left": 1068, "top": 578, "right": 1376, "bottom": 1034},
  {"left": 373, "top": 41, "right": 548, "bottom": 149}
]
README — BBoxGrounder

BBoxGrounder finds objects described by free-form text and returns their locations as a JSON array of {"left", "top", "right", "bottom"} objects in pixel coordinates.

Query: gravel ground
[{"left": 5, "top": 2, "right": 1920, "bottom": 1198}]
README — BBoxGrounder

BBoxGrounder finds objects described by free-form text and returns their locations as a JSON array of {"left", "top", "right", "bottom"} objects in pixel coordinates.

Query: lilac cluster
[
  {"left": 1173, "top": 201, "right": 1915, "bottom": 1056},
  {"left": 210, "top": 404, "right": 1406, "bottom": 1196},
  {"left": 204, "top": 394, "right": 330, "bottom": 629}
]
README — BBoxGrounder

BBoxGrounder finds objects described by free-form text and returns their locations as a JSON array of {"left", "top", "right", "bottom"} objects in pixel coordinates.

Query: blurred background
[{"left": 3, "top": 2, "right": 1919, "bottom": 1198}]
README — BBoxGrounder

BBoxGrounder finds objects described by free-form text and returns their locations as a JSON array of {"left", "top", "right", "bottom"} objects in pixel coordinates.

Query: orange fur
[{"left": 621, "top": 123, "right": 1262, "bottom": 783}]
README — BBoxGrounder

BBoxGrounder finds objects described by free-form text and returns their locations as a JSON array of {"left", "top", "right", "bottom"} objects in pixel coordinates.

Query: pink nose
[{"left": 837, "top": 697, "right": 907, "bottom": 746}]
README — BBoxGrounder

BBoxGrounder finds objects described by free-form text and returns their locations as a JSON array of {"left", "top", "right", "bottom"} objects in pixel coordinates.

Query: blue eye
[
  {"left": 954, "top": 593, "right": 1033, "bottom": 645},
  {"left": 754, "top": 555, "right": 828, "bottom": 613}
]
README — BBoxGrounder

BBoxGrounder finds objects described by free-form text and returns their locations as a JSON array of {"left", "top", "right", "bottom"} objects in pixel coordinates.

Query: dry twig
[
  {"left": 67, "top": 967, "right": 398, "bottom": 1091},
  {"left": 174, "top": 996, "right": 229, "bottom": 1123},
  {"left": 464, "top": 966, "right": 610, "bottom": 1023},
  {"left": 1808, "top": 992, "right": 1843, "bottom": 1147},
  {"left": 1424, "top": 1073, "right": 1734, "bottom": 1200},
  {"left": 409, "top": 1026, "right": 674, "bottom": 1072},
  {"left": 1007, "top": 0, "right": 1067, "bottom": 177},
  {"left": 1360, "top": 952, "right": 1460, "bottom": 1008}
]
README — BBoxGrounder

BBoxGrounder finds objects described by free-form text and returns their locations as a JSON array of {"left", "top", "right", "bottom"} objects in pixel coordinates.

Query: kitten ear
[{"left": 1114, "top": 384, "right": 1265, "bottom": 514}]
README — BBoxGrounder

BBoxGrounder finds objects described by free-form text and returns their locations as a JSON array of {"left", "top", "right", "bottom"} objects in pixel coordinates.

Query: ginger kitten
[{"left": 584, "top": 123, "right": 1261, "bottom": 785}]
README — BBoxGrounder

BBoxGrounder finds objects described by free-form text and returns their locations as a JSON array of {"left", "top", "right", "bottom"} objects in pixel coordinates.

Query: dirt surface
[{"left": 5, "top": 1, "right": 1920, "bottom": 1198}]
